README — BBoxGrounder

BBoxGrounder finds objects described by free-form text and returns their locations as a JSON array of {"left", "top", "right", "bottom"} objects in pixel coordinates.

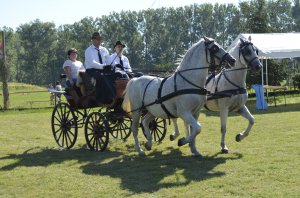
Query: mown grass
[
  {"left": 0, "top": 102, "right": 299, "bottom": 197},
  {"left": 0, "top": 83, "right": 67, "bottom": 109}
]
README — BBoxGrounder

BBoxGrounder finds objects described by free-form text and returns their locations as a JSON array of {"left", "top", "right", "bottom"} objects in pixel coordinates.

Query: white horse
[
  {"left": 170, "top": 38, "right": 262, "bottom": 154},
  {"left": 122, "top": 37, "right": 236, "bottom": 156}
]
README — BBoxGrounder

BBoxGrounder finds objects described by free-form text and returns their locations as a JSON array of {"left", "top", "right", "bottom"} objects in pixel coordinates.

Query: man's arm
[{"left": 85, "top": 48, "right": 106, "bottom": 69}]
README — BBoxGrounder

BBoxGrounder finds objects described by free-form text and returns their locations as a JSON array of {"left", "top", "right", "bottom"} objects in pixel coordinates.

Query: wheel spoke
[
  {"left": 65, "top": 129, "right": 73, "bottom": 143},
  {"left": 54, "top": 126, "right": 62, "bottom": 134},
  {"left": 64, "top": 132, "right": 69, "bottom": 148},
  {"left": 61, "top": 131, "right": 65, "bottom": 147},
  {"left": 97, "top": 138, "right": 103, "bottom": 151}
]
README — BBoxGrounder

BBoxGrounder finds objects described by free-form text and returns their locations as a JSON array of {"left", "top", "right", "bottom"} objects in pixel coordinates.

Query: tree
[
  {"left": 16, "top": 20, "right": 57, "bottom": 85},
  {"left": 292, "top": 0, "right": 300, "bottom": 31}
]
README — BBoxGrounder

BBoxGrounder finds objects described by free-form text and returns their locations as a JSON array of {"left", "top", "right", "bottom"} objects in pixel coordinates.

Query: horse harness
[
  {"left": 204, "top": 41, "right": 257, "bottom": 111},
  {"left": 206, "top": 68, "right": 247, "bottom": 101},
  {"left": 135, "top": 40, "right": 230, "bottom": 122}
]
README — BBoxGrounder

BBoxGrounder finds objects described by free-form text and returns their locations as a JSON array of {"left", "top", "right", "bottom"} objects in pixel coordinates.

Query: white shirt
[
  {"left": 109, "top": 52, "right": 132, "bottom": 72},
  {"left": 62, "top": 59, "right": 84, "bottom": 79},
  {"left": 84, "top": 44, "right": 109, "bottom": 69}
]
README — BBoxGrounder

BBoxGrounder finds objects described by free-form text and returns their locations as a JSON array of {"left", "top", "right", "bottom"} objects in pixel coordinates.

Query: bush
[{"left": 293, "top": 73, "right": 300, "bottom": 89}]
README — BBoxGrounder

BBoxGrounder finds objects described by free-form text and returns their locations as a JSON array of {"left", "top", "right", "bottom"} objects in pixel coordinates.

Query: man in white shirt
[
  {"left": 84, "top": 32, "right": 115, "bottom": 104},
  {"left": 109, "top": 41, "right": 143, "bottom": 78}
]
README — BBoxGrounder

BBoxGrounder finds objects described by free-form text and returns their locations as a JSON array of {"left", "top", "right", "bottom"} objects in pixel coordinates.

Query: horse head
[
  {"left": 204, "top": 36, "right": 236, "bottom": 68},
  {"left": 239, "top": 38, "right": 262, "bottom": 71}
]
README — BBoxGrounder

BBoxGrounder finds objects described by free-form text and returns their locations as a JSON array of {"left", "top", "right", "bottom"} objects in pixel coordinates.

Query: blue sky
[{"left": 0, "top": 0, "right": 240, "bottom": 30}]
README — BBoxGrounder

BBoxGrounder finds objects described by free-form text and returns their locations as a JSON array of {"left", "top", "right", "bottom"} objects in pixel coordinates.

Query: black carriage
[{"left": 50, "top": 71, "right": 167, "bottom": 152}]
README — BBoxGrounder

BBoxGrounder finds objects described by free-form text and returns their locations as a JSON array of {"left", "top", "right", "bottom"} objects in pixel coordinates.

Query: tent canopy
[{"left": 227, "top": 33, "right": 300, "bottom": 59}]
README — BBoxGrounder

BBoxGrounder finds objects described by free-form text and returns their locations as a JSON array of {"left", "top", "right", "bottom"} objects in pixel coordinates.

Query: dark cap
[
  {"left": 91, "top": 32, "right": 103, "bottom": 39},
  {"left": 114, "top": 41, "right": 126, "bottom": 48}
]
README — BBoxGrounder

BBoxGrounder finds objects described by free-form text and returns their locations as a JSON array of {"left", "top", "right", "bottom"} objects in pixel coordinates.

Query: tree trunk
[{"left": 1, "top": 31, "right": 9, "bottom": 110}]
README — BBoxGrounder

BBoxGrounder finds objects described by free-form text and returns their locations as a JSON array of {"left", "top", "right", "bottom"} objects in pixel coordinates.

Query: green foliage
[
  {"left": 0, "top": 1, "right": 299, "bottom": 86},
  {"left": 293, "top": 73, "right": 300, "bottom": 89},
  {"left": 246, "top": 59, "right": 288, "bottom": 87},
  {"left": 16, "top": 20, "right": 58, "bottom": 85}
]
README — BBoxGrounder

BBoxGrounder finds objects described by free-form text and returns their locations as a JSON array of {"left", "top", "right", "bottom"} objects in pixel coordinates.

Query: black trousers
[{"left": 86, "top": 69, "right": 116, "bottom": 104}]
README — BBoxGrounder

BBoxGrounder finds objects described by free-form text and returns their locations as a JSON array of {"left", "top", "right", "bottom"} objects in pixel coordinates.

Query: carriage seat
[{"left": 76, "top": 70, "right": 129, "bottom": 108}]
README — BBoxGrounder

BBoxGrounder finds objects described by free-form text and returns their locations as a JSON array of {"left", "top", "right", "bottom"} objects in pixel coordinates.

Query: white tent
[
  {"left": 227, "top": 33, "right": 300, "bottom": 59},
  {"left": 227, "top": 33, "right": 300, "bottom": 109}
]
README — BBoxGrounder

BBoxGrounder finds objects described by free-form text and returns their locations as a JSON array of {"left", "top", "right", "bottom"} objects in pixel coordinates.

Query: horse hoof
[
  {"left": 236, "top": 134, "right": 241, "bottom": 142},
  {"left": 221, "top": 149, "right": 229, "bottom": 154},
  {"left": 170, "top": 134, "right": 175, "bottom": 141},
  {"left": 144, "top": 143, "right": 152, "bottom": 151},
  {"left": 178, "top": 137, "right": 186, "bottom": 147},
  {"left": 138, "top": 151, "right": 146, "bottom": 156}
]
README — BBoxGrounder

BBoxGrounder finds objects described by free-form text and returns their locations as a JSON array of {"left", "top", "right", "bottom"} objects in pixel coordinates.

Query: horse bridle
[
  {"left": 214, "top": 42, "right": 260, "bottom": 92},
  {"left": 174, "top": 40, "right": 231, "bottom": 91},
  {"left": 239, "top": 41, "right": 259, "bottom": 68},
  {"left": 205, "top": 40, "right": 231, "bottom": 69}
]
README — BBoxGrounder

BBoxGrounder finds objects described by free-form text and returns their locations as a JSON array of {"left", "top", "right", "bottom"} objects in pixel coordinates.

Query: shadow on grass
[
  {"left": 0, "top": 146, "right": 122, "bottom": 171},
  {"left": 82, "top": 146, "right": 243, "bottom": 193},
  {"left": 0, "top": 145, "right": 242, "bottom": 193}
]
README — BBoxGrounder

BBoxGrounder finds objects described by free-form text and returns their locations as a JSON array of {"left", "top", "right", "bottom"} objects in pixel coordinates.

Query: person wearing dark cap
[
  {"left": 84, "top": 32, "right": 110, "bottom": 70},
  {"left": 109, "top": 41, "right": 143, "bottom": 78},
  {"left": 84, "top": 32, "right": 115, "bottom": 104},
  {"left": 109, "top": 41, "right": 131, "bottom": 72}
]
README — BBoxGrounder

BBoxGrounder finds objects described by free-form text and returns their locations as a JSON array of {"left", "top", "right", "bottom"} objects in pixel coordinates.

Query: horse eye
[{"left": 210, "top": 45, "right": 219, "bottom": 53}]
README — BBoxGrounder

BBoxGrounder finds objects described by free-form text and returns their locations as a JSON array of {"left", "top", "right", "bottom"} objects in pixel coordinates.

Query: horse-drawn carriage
[{"left": 49, "top": 70, "right": 167, "bottom": 152}]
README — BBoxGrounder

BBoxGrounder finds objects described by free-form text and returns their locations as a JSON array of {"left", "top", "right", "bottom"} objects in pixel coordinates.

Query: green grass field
[{"left": 0, "top": 101, "right": 299, "bottom": 197}]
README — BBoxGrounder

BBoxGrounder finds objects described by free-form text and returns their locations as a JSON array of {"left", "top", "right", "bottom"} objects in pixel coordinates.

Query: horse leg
[
  {"left": 188, "top": 113, "right": 202, "bottom": 157},
  {"left": 178, "top": 113, "right": 202, "bottom": 156},
  {"left": 131, "top": 112, "right": 145, "bottom": 156},
  {"left": 170, "top": 118, "right": 180, "bottom": 141},
  {"left": 235, "top": 105, "right": 254, "bottom": 142},
  {"left": 220, "top": 108, "right": 229, "bottom": 154},
  {"left": 142, "top": 113, "right": 154, "bottom": 151}
]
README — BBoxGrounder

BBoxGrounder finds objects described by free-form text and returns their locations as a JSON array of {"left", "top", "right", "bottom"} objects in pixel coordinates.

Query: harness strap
[
  {"left": 157, "top": 77, "right": 176, "bottom": 122},
  {"left": 214, "top": 70, "right": 223, "bottom": 93},
  {"left": 207, "top": 88, "right": 247, "bottom": 100},
  {"left": 223, "top": 71, "right": 241, "bottom": 89},
  {"left": 142, "top": 78, "right": 157, "bottom": 108},
  {"left": 177, "top": 71, "right": 205, "bottom": 89}
]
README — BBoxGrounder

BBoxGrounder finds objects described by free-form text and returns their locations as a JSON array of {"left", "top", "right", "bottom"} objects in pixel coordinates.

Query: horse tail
[{"left": 122, "top": 79, "right": 135, "bottom": 116}]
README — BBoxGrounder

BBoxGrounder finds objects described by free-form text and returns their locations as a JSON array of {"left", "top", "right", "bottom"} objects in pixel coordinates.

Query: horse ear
[
  {"left": 248, "top": 35, "right": 252, "bottom": 41},
  {"left": 204, "top": 36, "right": 209, "bottom": 42},
  {"left": 240, "top": 38, "right": 245, "bottom": 44}
]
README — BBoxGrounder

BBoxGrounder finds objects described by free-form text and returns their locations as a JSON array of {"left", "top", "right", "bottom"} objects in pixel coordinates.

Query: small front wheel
[
  {"left": 51, "top": 103, "right": 78, "bottom": 149},
  {"left": 84, "top": 112, "right": 110, "bottom": 151},
  {"left": 142, "top": 118, "right": 167, "bottom": 142}
]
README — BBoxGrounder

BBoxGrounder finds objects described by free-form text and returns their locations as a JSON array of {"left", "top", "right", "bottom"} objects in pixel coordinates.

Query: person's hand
[
  {"left": 115, "top": 64, "right": 124, "bottom": 70},
  {"left": 103, "top": 65, "right": 112, "bottom": 70}
]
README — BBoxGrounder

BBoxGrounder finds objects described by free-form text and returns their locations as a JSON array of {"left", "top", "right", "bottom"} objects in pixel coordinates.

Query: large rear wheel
[{"left": 51, "top": 102, "right": 78, "bottom": 149}]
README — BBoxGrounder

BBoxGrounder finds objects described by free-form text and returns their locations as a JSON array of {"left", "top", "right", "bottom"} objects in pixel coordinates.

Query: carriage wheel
[
  {"left": 84, "top": 112, "right": 110, "bottom": 152},
  {"left": 51, "top": 102, "right": 78, "bottom": 149},
  {"left": 141, "top": 118, "right": 167, "bottom": 142},
  {"left": 109, "top": 115, "right": 132, "bottom": 140}
]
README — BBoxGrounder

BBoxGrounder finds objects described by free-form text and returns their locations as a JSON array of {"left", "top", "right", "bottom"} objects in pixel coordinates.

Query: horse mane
[{"left": 175, "top": 39, "right": 205, "bottom": 71}]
